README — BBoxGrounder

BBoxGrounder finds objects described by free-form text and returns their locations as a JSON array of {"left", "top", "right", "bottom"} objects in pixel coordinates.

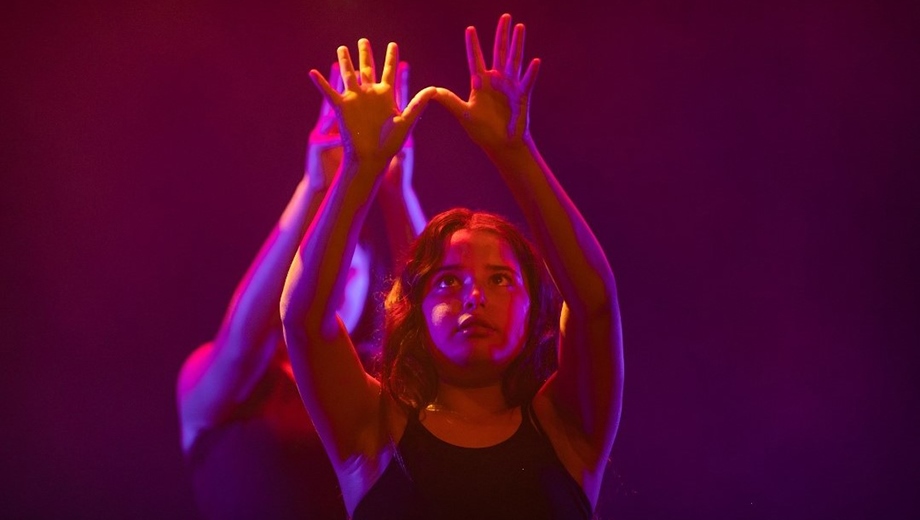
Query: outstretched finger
[
  {"left": 319, "top": 63, "right": 343, "bottom": 110},
  {"left": 309, "top": 69, "right": 341, "bottom": 105},
  {"left": 466, "top": 26, "right": 486, "bottom": 76},
  {"left": 396, "top": 61, "right": 410, "bottom": 110},
  {"left": 381, "top": 42, "right": 399, "bottom": 87},
  {"left": 358, "top": 38, "right": 376, "bottom": 85},
  {"left": 509, "top": 23, "right": 525, "bottom": 78},
  {"left": 521, "top": 57, "right": 541, "bottom": 95},
  {"left": 315, "top": 63, "right": 340, "bottom": 132},
  {"left": 492, "top": 13, "right": 511, "bottom": 71},
  {"left": 330, "top": 62, "right": 344, "bottom": 93},
  {"left": 337, "top": 46, "right": 359, "bottom": 90},
  {"left": 317, "top": 64, "right": 335, "bottom": 116}
]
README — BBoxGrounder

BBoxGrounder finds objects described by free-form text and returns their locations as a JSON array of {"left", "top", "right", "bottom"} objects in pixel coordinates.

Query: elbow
[
  {"left": 278, "top": 286, "right": 298, "bottom": 331},
  {"left": 588, "top": 284, "right": 618, "bottom": 322},
  {"left": 279, "top": 301, "right": 310, "bottom": 338},
  {"left": 280, "top": 286, "right": 337, "bottom": 345},
  {"left": 279, "top": 284, "right": 309, "bottom": 343},
  {"left": 569, "top": 271, "right": 620, "bottom": 325},
  {"left": 279, "top": 301, "right": 312, "bottom": 358}
]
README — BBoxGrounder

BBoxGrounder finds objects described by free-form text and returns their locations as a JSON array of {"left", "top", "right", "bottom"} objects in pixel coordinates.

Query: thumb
[
  {"left": 309, "top": 69, "right": 340, "bottom": 106},
  {"left": 432, "top": 87, "right": 469, "bottom": 121},
  {"left": 400, "top": 86, "right": 438, "bottom": 133}
]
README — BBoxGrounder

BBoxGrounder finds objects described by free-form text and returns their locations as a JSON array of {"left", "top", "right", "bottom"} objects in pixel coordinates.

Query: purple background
[{"left": 3, "top": 0, "right": 918, "bottom": 518}]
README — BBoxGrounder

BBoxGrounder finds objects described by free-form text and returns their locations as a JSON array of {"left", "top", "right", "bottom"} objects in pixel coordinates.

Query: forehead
[{"left": 441, "top": 229, "right": 520, "bottom": 268}]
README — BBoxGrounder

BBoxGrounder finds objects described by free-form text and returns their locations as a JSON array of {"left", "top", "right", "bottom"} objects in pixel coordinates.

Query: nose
[{"left": 463, "top": 282, "right": 486, "bottom": 310}]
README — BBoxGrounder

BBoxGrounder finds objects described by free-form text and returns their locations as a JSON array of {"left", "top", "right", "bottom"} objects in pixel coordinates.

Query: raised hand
[
  {"left": 379, "top": 61, "right": 427, "bottom": 256},
  {"left": 385, "top": 61, "right": 415, "bottom": 190},
  {"left": 306, "top": 63, "right": 344, "bottom": 190},
  {"left": 309, "top": 40, "right": 436, "bottom": 171},
  {"left": 434, "top": 13, "right": 541, "bottom": 153}
]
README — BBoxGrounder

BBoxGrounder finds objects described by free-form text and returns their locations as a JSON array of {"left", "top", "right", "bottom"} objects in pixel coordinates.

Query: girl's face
[{"left": 421, "top": 229, "right": 531, "bottom": 385}]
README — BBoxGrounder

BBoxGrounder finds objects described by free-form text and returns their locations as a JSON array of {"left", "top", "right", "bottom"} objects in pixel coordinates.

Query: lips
[{"left": 456, "top": 313, "right": 496, "bottom": 335}]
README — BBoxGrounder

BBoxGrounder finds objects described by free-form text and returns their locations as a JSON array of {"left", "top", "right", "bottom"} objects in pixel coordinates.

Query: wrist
[
  {"left": 379, "top": 173, "right": 402, "bottom": 195},
  {"left": 379, "top": 176, "right": 415, "bottom": 206},
  {"left": 339, "top": 156, "right": 390, "bottom": 187},
  {"left": 484, "top": 136, "right": 538, "bottom": 169},
  {"left": 304, "top": 171, "right": 331, "bottom": 192}
]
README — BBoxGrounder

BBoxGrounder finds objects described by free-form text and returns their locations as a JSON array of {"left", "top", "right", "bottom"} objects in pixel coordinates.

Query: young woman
[
  {"left": 281, "top": 14, "right": 623, "bottom": 519},
  {"left": 176, "top": 63, "right": 424, "bottom": 519}
]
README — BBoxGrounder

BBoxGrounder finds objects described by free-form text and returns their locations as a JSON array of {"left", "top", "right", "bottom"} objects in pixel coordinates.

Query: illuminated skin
[
  {"left": 282, "top": 13, "right": 622, "bottom": 515},
  {"left": 422, "top": 229, "right": 530, "bottom": 386},
  {"left": 177, "top": 61, "right": 424, "bottom": 455},
  {"left": 337, "top": 242, "right": 370, "bottom": 333}
]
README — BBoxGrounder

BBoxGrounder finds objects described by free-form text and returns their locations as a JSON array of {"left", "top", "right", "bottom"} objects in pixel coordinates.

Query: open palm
[
  {"left": 310, "top": 40, "right": 435, "bottom": 169},
  {"left": 435, "top": 14, "right": 541, "bottom": 152}
]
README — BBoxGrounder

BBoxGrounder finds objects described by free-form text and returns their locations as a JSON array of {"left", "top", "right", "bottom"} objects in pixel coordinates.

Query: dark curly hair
[{"left": 380, "top": 208, "right": 561, "bottom": 415}]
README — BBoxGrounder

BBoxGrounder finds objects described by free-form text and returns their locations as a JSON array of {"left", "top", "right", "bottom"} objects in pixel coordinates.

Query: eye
[
  {"left": 434, "top": 274, "right": 460, "bottom": 289},
  {"left": 490, "top": 273, "right": 513, "bottom": 286}
]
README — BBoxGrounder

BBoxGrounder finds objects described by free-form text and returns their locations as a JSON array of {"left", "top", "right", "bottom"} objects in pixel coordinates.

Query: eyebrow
[{"left": 434, "top": 264, "right": 520, "bottom": 276}]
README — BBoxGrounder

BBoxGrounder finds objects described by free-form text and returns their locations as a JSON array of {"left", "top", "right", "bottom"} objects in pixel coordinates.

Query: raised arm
[
  {"left": 378, "top": 61, "right": 427, "bottom": 269},
  {"left": 434, "top": 13, "right": 623, "bottom": 494},
  {"left": 175, "top": 65, "right": 347, "bottom": 455},
  {"left": 280, "top": 40, "right": 434, "bottom": 471}
]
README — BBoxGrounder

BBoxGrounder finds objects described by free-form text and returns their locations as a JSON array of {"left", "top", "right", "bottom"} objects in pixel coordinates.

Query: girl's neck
[
  {"left": 426, "top": 381, "right": 513, "bottom": 420},
  {"left": 421, "top": 382, "right": 522, "bottom": 448}
]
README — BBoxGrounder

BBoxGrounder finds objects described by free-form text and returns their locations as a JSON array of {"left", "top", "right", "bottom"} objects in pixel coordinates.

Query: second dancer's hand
[
  {"left": 385, "top": 61, "right": 416, "bottom": 192},
  {"left": 306, "top": 62, "right": 345, "bottom": 190}
]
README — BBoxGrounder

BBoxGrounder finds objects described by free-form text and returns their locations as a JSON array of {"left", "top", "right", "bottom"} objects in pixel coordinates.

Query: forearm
[
  {"left": 177, "top": 177, "right": 328, "bottom": 448},
  {"left": 489, "top": 139, "right": 617, "bottom": 316},
  {"left": 279, "top": 158, "right": 390, "bottom": 448},
  {"left": 281, "top": 34, "right": 433, "bottom": 370},
  {"left": 216, "top": 177, "right": 327, "bottom": 350},
  {"left": 495, "top": 140, "right": 624, "bottom": 445},
  {"left": 378, "top": 174, "right": 425, "bottom": 269},
  {"left": 281, "top": 160, "right": 386, "bottom": 341}
]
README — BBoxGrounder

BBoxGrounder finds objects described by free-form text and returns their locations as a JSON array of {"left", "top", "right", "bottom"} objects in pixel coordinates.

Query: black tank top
[
  {"left": 187, "top": 365, "right": 347, "bottom": 519},
  {"left": 353, "top": 403, "right": 592, "bottom": 520}
]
